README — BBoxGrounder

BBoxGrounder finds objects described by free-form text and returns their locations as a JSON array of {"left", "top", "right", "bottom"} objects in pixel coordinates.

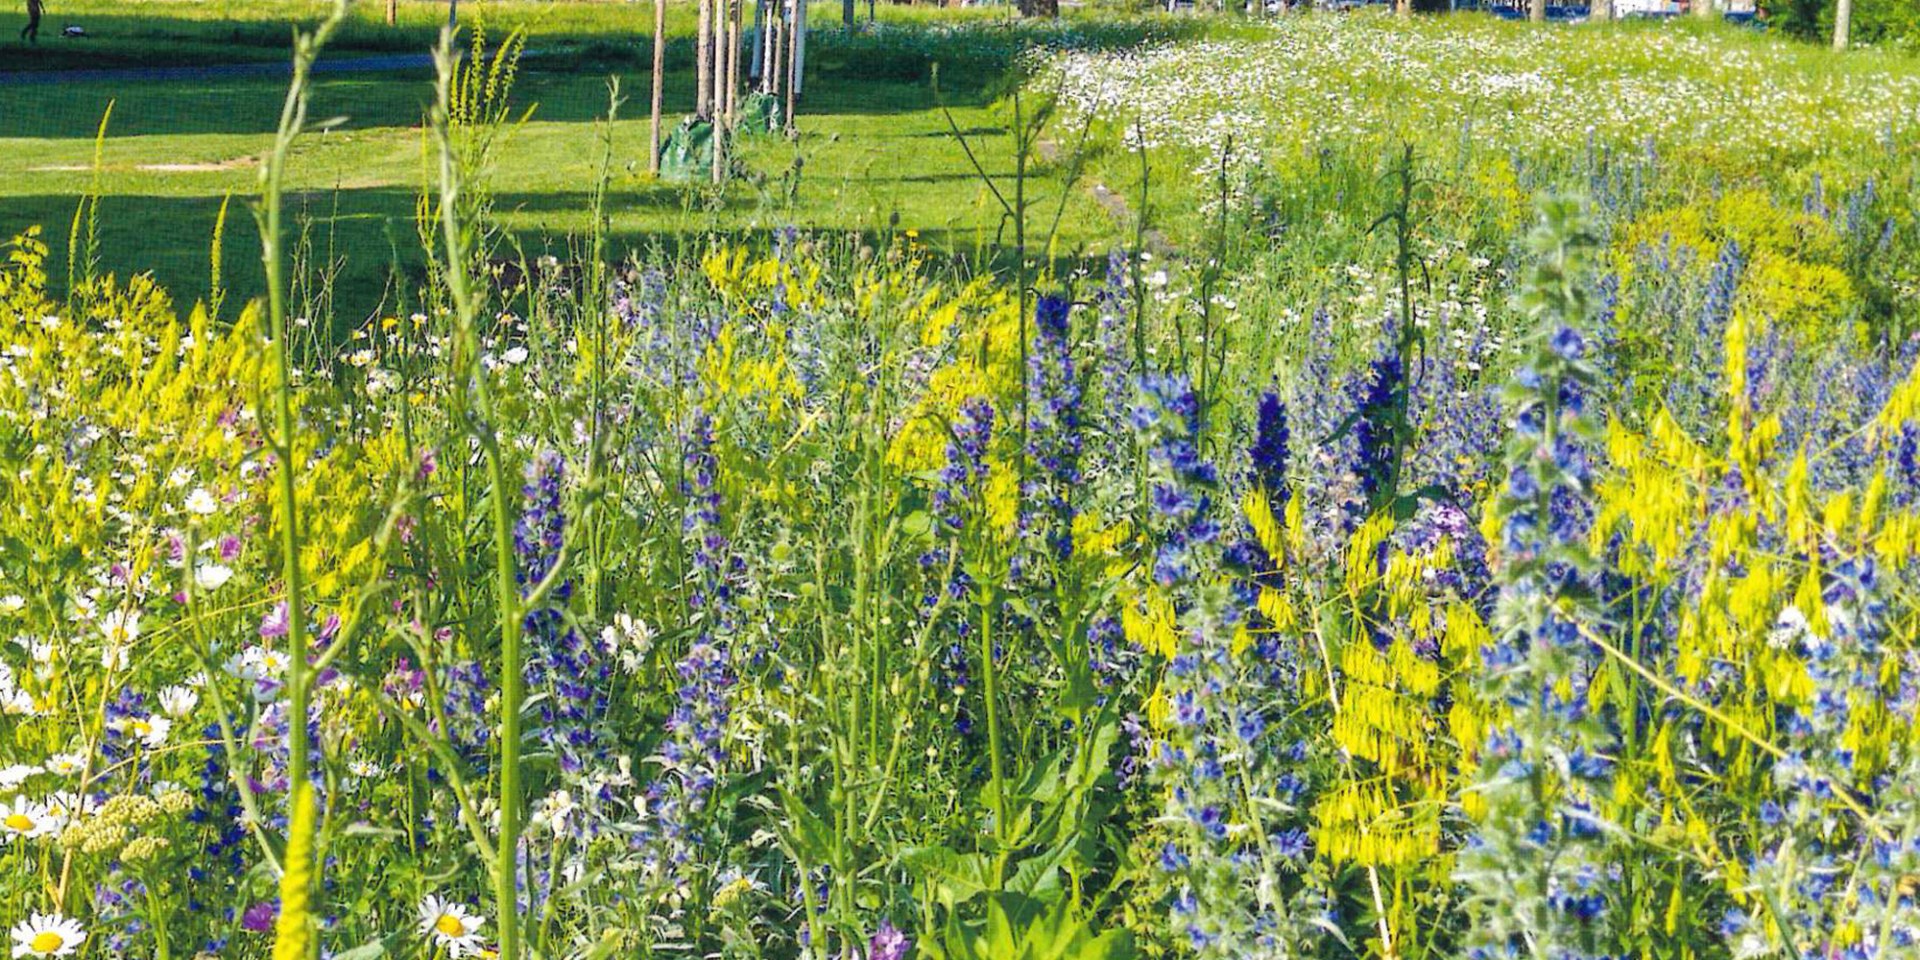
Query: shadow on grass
[{"left": 3, "top": 186, "right": 1114, "bottom": 324}]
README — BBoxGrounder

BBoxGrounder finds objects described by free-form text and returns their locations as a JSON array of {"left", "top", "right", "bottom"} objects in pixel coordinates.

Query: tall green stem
[
  {"left": 429, "top": 32, "right": 527, "bottom": 960},
  {"left": 253, "top": 8, "right": 348, "bottom": 957}
]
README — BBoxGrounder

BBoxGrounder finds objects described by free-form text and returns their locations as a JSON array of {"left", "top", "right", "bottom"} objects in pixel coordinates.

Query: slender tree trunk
[
  {"left": 712, "top": 0, "right": 728, "bottom": 184},
  {"left": 650, "top": 0, "right": 666, "bottom": 174},
  {"left": 386, "top": 0, "right": 397, "bottom": 27},
  {"left": 1832, "top": 0, "right": 1852, "bottom": 48},
  {"left": 727, "top": 0, "right": 743, "bottom": 121},
  {"left": 786, "top": 0, "right": 805, "bottom": 136},
  {"left": 1529, "top": 0, "right": 1544, "bottom": 21},
  {"left": 1692, "top": 0, "right": 1713, "bottom": 17},
  {"left": 697, "top": 0, "right": 713, "bottom": 119},
  {"left": 844, "top": 0, "right": 854, "bottom": 27},
  {"left": 767, "top": 5, "right": 783, "bottom": 100},
  {"left": 1591, "top": 0, "right": 1610, "bottom": 20}
]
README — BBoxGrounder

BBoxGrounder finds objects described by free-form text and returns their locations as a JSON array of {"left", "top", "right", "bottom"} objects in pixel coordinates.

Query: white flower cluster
[{"left": 1037, "top": 13, "right": 1920, "bottom": 169}]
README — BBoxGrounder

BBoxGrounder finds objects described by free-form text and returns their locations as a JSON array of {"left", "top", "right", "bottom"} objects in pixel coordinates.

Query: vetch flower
[{"left": 868, "top": 919, "right": 911, "bottom": 960}]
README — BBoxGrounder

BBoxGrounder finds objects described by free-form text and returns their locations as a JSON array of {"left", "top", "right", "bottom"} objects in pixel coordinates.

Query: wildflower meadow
[{"left": 3, "top": 2, "right": 1920, "bottom": 959}]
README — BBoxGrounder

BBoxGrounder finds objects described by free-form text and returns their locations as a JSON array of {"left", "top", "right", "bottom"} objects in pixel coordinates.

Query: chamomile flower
[
  {"left": 184, "top": 488, "right": 218, "bottom": 516},
  {"left": 418, "top": 895, "right": 486, "bottom": 958},
  {"left": 193, "top": 564, "right": 233, "bottom": 592},
  {"left": 99, "top": 609, "right": 140, "bottom": 647},
  {"left": 0, "top": 764, "right": 40, "bottom": 790},
  {"left": 0, "top": 798, "right": 55, "bottom": 841},
  {"left": 39, "top": 793, "right": 84, "bottom": 830},
  {"left": 42, "top": 753, "right": 83, "bottom": 777},
  {"left": 157, "top": 685, "right": 198, "bottom": 718},
  {"left": 109, "top": 713, "right": 172, "bottom": 749},
  {"left": 9, "top": 914, "right": 84, "bottom": 958}
]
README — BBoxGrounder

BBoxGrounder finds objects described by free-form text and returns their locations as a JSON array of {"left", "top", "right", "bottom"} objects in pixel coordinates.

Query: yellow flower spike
[
  {"left": 1870, "top": 356, "right": 1920, "bottom": 446},
  {"left": 1257, "top": 588, "right": 1297, "bottom": 632},
  {"left": 1785, "top": 450, "right": 1815, "bottom": 548},
  {"left": 1121, "top": 592, "right": 1178, "bottom": 660},
  {"left": 1344, "top": 514, "right": 1393, "bottom": 598},
  {"left": 1795, "top": 558, "right": 1829, "bottom": 639},
  {"left": 1860, "top": 472, "right": 1888, "bottom": 548},
  {"left": 1230, "top": 624, "right": 1254, "bottom": 658},
  {"left": 273, "top": 783, "right": 317, "bottom": 960},
  {"left": 1823, "top": 492, "right": 1854, "bottom": 543},
  {"left": 1143, "top": 683, "right": 1172, "bottom": 732},
  {"left": 1284, "top": 493, "right": 1308, "bottom": 556},
  {"left": 1243, "top": 487, "right": 1285, "bottom": 562}
]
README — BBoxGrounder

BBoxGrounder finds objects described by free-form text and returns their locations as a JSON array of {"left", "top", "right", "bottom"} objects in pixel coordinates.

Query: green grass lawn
[{"left": 1, "top": 1, "right": 1139, "bottom": 319}]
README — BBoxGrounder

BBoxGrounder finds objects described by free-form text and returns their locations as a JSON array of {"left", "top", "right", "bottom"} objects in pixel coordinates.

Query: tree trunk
[
  {"left": 727, "top": 0, "right": 743, "bottom": 121},
  {"left": 786, "top": 0, "right": 806, "bottom": 135},
  {"left": 696, "top": 0, "right": 713, "bottom": 119},
  {"left": 713, "top": 0, "right": 729, "bottom": 183},
  {"left": 386, "top": 0, "right": 397, "bottom": 27},
  {"left": 767, "top": 6, "right": 783, "bottom": 99},
  {"left": 649, "top": 0, "right": 666, "bottom": 174},
  {"left": 1529, "top": 0, "right": 1544, "bottom": 21},
  {"left": 843, "top": 0, "right": 854, "bottom": 27},
  {"left": 1692, "top": 0, "right": 1712, "bottom": 17},
  {"left": 1591, "top": 0, "right": 1611, "bottom": 20},
  {"left": 1832, "top": 0, "right": 1852, "bottom": 49}
]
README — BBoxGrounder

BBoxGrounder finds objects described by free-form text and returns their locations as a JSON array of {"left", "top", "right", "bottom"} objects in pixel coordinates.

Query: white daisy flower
[
  {"left": 193, "top": 564, "right": 234, "bottom": 592},
  {"left": 43, "top": 753, "right": 84, "bottom": 777},
  {"left": 10, "top": 913, "right": 85, "bottom": 958},
  {"left": 0, "top": 596, "right": 23, "bottom": 615},
  {"left": 109, "top": 714, "right": 172, "bottom": 749},
  {"left": 184, "top": 488, "right": 219, "bottom": 516},
  {"left": 417, "top": 895, "right": 486, "bottom": 958},
  {"left": 100, "top": 609, "right": 141, "bottom": 645},
  {"left": 157, "top": 685, "right": 199, "bottom": 718},
  {"left": 0, "top": 689, "right": 35, "bottom": 717},
  {"left": 0, "top": 764, "right": 40, "bottom": 790},
  {"left": 40, "top": 792, "right": 89, "bottom": 830},
  {"left": 0, "top": 797, "right": 55, "bottom": 841}
]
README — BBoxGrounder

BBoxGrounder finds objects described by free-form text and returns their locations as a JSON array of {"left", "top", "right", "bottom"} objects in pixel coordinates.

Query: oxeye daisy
[
  {"left": 184, "top": 488, "right": 218, "bottom": 516},
  {"left": 418, "top": 895, "right": 485, "bottom": 957},
  {"left": 0, "top": 797, "right": 54, "bottom": 841},
  {"left": 157, "top": 685, "right": 199, "bottom": 719},
  {"left": 10, "top": 913, "right": 84, "bottom": 958},
  {"left": 108, "top": 714, "right": 172, "bottom": 749},
  {"left": 42, "top": 754, "right": 83, "bottom": 777},
  {"left": 99, "top": 609, "right": 141, "bottom": 647}
]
